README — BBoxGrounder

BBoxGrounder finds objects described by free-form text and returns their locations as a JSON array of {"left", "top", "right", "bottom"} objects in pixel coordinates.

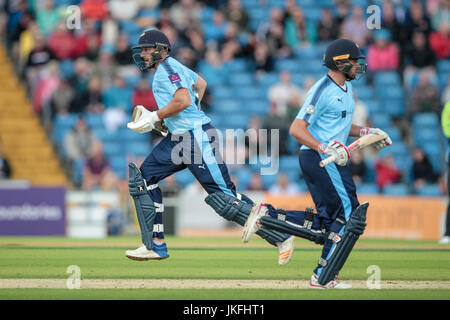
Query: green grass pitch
[{"left": 0, "top": 236, "right": 449, "bottom": 300}]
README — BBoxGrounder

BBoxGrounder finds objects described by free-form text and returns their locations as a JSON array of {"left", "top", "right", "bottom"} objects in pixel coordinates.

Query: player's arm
[
  {"left": 156, "top": 88, "right": 191, "bottom": 119},
  {"left": 349, "top": 124, "right": 365, "bottom": 137},
  {"left": 194, "top": 75, "right": 207, "bottom": 102},
  {"left": 289, "top": 119, "right": 322, "bottom": 151}
]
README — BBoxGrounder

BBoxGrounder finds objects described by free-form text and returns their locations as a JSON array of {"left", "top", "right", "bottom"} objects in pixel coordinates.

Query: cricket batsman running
[
  {"left": 124, "top": 29, "right": 295, "bottom": 264},
  {"left": 242, "top": 39, "right": 392, "bottom": 289}
]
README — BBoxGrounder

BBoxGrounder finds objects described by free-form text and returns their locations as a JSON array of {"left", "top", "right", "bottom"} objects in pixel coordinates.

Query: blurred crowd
[{"left": 0, "top": 0, "right": 449, "bottom": 196}]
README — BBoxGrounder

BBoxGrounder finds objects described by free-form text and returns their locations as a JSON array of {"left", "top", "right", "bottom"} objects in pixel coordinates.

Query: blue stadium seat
[
  {"left": 414, "top": 128, "right": 441, "bottom": 144},
  {"left": 371, "top": 114, "right": 392, "bottom": 128},
  {"left": 103, "top": 142, "right": 123, "bottom": 158},
  {"left": 224, "top": 59, "right": 249, "bottom": 73},
  {"left": 354, "top": 86, "right": 374, "bottom": 100},
  {"left": 384, "top": 126, "right": 402, "bottom": 142},
  {"left": 412, "top": 113, "right": 439, "bottom": 128},
  {"left": 417, "top": 184, "right": 442, "bottom": 197},
  {"left": 235, "top": 168, "right": 252, "bottom": 191},
  {"left": 85, "top": 113, "right": 105, "bottom": 129},
  {"left": 256, "top": 72, "right": 280, "bottom": 87},
  {"left": 231, "top": 72, "right": 255, "bottom": 86},
  {"left": 364, "top": 100, "right": 382, "bottom": 114},
  {"left": 124, "top": 142, "right": 152, "bottom": 157},
  {"left": 279, "top": 155, "right": 300, "bottom": 173},
  {"left": 234, "top": 86, "right": 265, "bottom": 100},
  {"left": 211, "top": 86, "right": 234, "bottom": 100},
  {"left": 390, "top": 141, "right": 409, "bottom": 156},
  {"left": 383, "top": 184, "right": 409, "bottom": 196},
  {"left": 244, "top": 99, "right": 270, "bottom": 116},
  {"left": 373, "top": 71, "right": 401, "bottom": 86},
  {"left": 59, "top": 59, "right": 74, "bottom": 79},
  {"left": 138, "top": 8, "right": 160, "bottom": 19},
  {"left": 109, "top": 155, "right": 127, "bottom": 174},
  {"left": 52, "top": 114, "right": 78, "bottom": 145},
  {"left": 357, "top": 183, "right": 379, "bottom": 194},
  {"left": 381, "top": 99, "right": 405, "bottom": 117},
  {"left": 211, "top": 99, "right": 241, "bottom": 114},
  {"left": 437, "top": 60, "right": 450, "bottom": 74},
  {"left": 276, "top": 59, "right": 303, "bottom": 72}
]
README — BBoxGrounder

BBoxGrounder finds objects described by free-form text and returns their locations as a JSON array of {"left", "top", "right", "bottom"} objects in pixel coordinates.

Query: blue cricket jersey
[
  {"left": 152, "top": 57, "right": 211, "bottom": 134},
  {"left": 296, "top": 75, "right": 354, "bottom": 150}
]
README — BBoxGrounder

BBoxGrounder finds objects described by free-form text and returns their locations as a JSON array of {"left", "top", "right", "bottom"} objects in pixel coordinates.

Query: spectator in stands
[
  {"left": 431, "top": 0, "right": 450, "bottom": 32},
  {"left": 25, "top": 32, "right": 55, "bottom": 91},
  {"left": 409, "top": 70, "right": 440, "bottom": 114},
  {"left": 32, "top": 60, "right": 60, "bottom": 115},
  {"left": 0, "top": 143, "right": 12, "bottom": 180},
  {"left": 268, "top": 173, "right": 300, "bottom": 195},
  {"left": 132, "top": 78, "right": 158, "bottom": 111},
  {"left": 169, "top": 0, "right": 201, "bottom": 32},
  {"left": 50, "top": 78, "right": 75, "bottom": 117},
  {"left": 160, "top": 174, "right": 182, "bottom": 197},
  {"left": 317, "top": 8, "right": 340, "bottom": 41},
  {"left": 381, "top": 0, "right": 407, "bottom": 45},
  {"left": 412, "top": 147, "right": 437, "bottom": 191},
  {"left": 352, "top": 92, "right": 370, "bottom": 128},
  {"left": 367, "top": 29, "right": 400, "bottom": 72},
  {"left": 245, "top": 115, "right": 265, "bottom": 161},
  {"left": 101, "top": 11, "right": 120, "bottom": 46},
  {"left": 259, "top": 9, "right": 291, "bottom": 59},
  {"left": 403, "top": 0, "right": 432, "bottom": 40},
  {"left": 403, "top": 30, "right": 437, "bottom": 90},
  {"left": 205, "top": 10, "right": 228, "bottom": 43},
  {"left": 74, "top": 75, "right": 104, "bottom": 114},
  {"left": 341, "top": 5, "right": 370, "bottom": 48},
  {"left": 247, "top": 172, "right": 266, "bottom": 191},
  {"left": 219, "top": 22, "right": 242, "bottom": 62},
  {"left": 80, "top": 0, "right": 108, "bottom": 21},
  {"left": 69, "top": 57, "right": 93, "bottom": 108},
  {"left": 252, "top": 41, "right": 274, "bottom": 77},
  {"left": 36, "top": 0, "right": 60, "bottom": 38},
  {"left": 286, "top": 77, "right": 314, "bottom": 123},
  {"left": 47, "top": 21, "right": 77, "bottom": 60},
  {"left": 65, "top": 116, "right": 96, "bottom": 162},
  {"left": 109, "top": 0, "right": 140, "bottom": 21},
  {"left": 113, "top": 33, "right": 133, "bottom": 66},
  {"left": 82, "top": 140, "right": 117, "bottom": 190},
  {"left": 102, "top": 75, "right": 131, "bottom": 132},
  {"left": 429, "top": 20, "right": 450, "bottom": 60},
  {"left": 82, "top": 31, "right": 101, "bottom": 62},
  {"left": 375, "top": 154, "right": 402, "bottom": 190},
  {"left": 198, "top": 48, "right": 227, "bottom": 86},
  {"left": 268, "top": 71, "right": 302, "bottom": 119},
  {"left": 284, "top": 5, "right": 317, "bottom": 48},
  {"left": 94, "top": 44, "right": 117, "bottom": 88},
  {"left": 349, "top": 149, "right": 367, "bottom": 186},
  {"left": 222, "top": 0, "right": 250, "bottom": 33}
]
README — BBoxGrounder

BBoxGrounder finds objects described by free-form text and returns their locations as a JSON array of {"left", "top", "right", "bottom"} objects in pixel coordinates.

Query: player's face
[
  {"left": 347, "top": 59, "right": 361, "bottom": 80},
  {"left": 140, "top": 47, "right": 155, "bottom": 68}
]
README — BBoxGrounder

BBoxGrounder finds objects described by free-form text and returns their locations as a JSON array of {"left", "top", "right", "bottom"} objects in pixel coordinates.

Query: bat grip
[{"left": 319, "top": 155, "right": 336, "bottom": 167}]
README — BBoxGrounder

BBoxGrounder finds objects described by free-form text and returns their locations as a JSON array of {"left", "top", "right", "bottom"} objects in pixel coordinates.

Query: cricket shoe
[
  {"left": 125, "top": 243, "right": 169, "bottom": 261},
  {"left": 439, "top": 236, "right": 450, "bottom": 244},
  {"left": 309, "top": 274, "right": 352, "bottom": 289},
  {"left": 242, "top": 203, "right": 268, "bottom": 243},
  {"left": 276, "top": 236, "right": 295, "bottom": 266}
]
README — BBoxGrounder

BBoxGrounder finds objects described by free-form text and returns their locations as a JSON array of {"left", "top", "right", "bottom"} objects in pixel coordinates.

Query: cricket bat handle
[{"left": 319, "top": 155, "right": 336, "bottom": 167}]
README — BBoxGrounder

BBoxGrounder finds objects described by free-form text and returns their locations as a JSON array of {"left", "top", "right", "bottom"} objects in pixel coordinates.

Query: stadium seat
[
  {"left": 417, "top": 184, "right": 442, "bottom": 197},
  {"left": 235, "top": 168, "right": 252, "bottom": 190},
  {"left": 373, "top": 71, "right": 401, "bottom": 87},
  {"left": 357, "top": 183, "right": 379, "bottom": 194},
  {"left": 103, "top": 142, "right": 123, "bottom": 158},
  {"left": 412, "top": 113, "right": 439, "bottom": 128},
  {"left": 276, "top": 59, "right": 303, "bottom": 72},
  {"left": 371, "top": 114, "right": 392, "bottom": 128},
  {"left": 85, "top": 113, "right": 105, "bottom": 129},
  {"left": 124, "top": 142, "right": 152, "bottom": 157},
  {"left": 231, "top": 72, "right": 254, "bottom": 87},
  {"left": 211, "top": 86, "right": 234, "bottom": 100},
  {"left": 261, "top": 173, "right": 279, "bottom": 190},
  {"left": 354, "top": 86, "right": 374, "bottom": 100},
  {"left": 279, "top": 155, "right": 300, "bottom": 173},
  {"left": 224, "top": 59, "right": 249, "bottom": 73},
  {"left": 364, "top": 100, "right": 382, "bottom": 114},
  {"left": 383, "top": 183, "right": 409, "bottom": 196},
  {"left": 234, "top": 86, "right": 265, "bottom": 100},
  {"left": 211, "top": 99, "right": 241, "bottom": 114},
  {"left": 437, "top": 60, "right": 450, "bottom": 74},
  {"left": 384, "top": 126, "right": 402, "bottom": 142}
]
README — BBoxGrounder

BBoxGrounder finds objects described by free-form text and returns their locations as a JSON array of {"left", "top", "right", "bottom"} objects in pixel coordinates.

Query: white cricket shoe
[
  {"left": 125, "top": 245, "right": 168, "bottom": 261},
  {"left": 276, "top": 236, "right": 295, "bottom": 266},
  {"left": 309, "top": 274, "right": 352, "bottom": 289},
  {"left": 242, "top": 203, "right": 268, "bottom": 243},
  {"left": 439, "top": 236, "right": 450, "bottom": 244}
]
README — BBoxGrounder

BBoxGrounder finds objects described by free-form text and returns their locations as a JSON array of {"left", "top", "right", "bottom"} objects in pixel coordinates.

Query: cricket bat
[
  {"left": 319, "top": 133, "right": 388, "bottom": 167},
  {"left": 131, "top": 105, "right": 168, "bottom": 136}
]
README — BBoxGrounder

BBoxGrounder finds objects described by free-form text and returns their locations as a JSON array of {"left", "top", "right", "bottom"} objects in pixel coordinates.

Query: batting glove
[
  {"left": 360, "top": 127, "right": 392, "bottom": 150},
  {"left": 318, "top": 141, "right": 350, "bottom": 166},
  {"left": 127, "top": 106, "right": 160, "bottom": 134}
]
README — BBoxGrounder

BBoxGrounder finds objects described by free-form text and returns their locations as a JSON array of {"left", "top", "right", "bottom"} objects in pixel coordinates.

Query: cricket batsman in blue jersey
[
  {"left": 124, "top": 29, "right": 295, "bottom": 264},
  {"left": 242, "top": 39, "right": 392, "bottom": 289}
]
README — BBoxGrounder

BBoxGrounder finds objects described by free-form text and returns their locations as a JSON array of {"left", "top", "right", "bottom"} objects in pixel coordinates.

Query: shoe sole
[
  {"left": 242, "top": 204, "right": 266, "bottom": 243},
  {"left": 125, "top": 254, "right": 169, "bottom": 261},
  {"left": 278, "top": 236, "right": 295, "bottom": 266}
]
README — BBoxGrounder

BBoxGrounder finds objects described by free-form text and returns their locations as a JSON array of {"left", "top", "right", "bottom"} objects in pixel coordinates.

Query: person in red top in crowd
[
  {"left": 48, "top": 22, "right": 77, "bottom": 60},
  {"left": 132, "top": 78, "right": 158, "bottom": 111},
  {"left": 429, "top": 21, "right": 450, "bottom": 59},
  {"left": 367, "top": 28, "right": 400, "bottom": 71},
  {"left": 81, "top": 0, "right": 108, "bottom": 21},
  {"left": 375, "top": 154, "right": 402, "bottom": 190}
]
